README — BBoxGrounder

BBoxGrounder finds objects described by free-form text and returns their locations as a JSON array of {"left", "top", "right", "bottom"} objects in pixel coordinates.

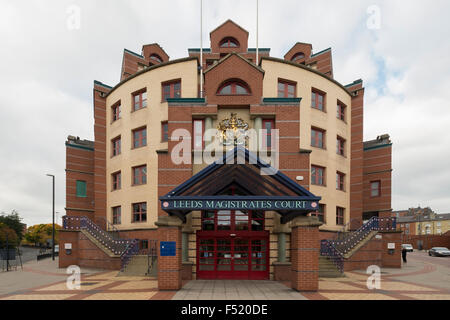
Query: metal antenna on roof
[
  {"left": 256, "top": 0, "right": 259, "bottom": 64},
  {"left": 200, "top": 0, "right": 204, "bottom": 98}
]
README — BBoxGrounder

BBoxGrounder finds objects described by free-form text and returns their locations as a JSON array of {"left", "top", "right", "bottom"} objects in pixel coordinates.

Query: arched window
[
  {"left": 217, "top": 80, "right": 250, "bottom": 95},
  {"left": 220, "top": 37, "right": 240, "bottom": 48},
  {"left": 291, "top": 52, "right": 305, "bottom": 62},
  {"left": 149, "top": 54, "right": 162, "bottom": 63}
]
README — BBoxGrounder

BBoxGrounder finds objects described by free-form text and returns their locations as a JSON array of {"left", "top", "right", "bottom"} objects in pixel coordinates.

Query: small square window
[
  {"left": 312, "top": 89, "right": 325, "bottom": 111},
  {"left": 112, "top": 136, "right": 121, "bottom": 156},
  {"left": 311, "top": 128, "right": 325, "bottom": 149},
  {"left": 311, "top": 165, "right": 325, "bottom": 186},
  {"left": 133, "top": 127, "right": 147, "bottom": 149},
  {"left": 133, "top": 89, "right": 147, "bottom": 111},
  {"left": 371, "top": 181, "right": 381, "bottom": 197},
  {"left": 76, "top": 180, "right": 87, "bottom": 198},
  {"left": 133, "top": 165, "right": 147, "bottom": 186},
  {"left": 112, "top": 206, "right": 121, "bottom": 225}
]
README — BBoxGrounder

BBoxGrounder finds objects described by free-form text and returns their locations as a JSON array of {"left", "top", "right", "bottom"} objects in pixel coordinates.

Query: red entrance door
[{"left": 197, "top": 210, "right": 269, "bottom": 280}]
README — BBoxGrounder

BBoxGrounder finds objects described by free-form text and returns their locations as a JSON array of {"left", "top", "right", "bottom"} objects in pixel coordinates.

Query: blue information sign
[{"left": 160, "top": 241, "right": 176, "bottom": 257}]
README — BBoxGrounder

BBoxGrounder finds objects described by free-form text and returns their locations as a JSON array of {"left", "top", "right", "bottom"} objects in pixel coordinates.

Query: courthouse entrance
[
  {"left": 197, "top": 209, "right": 269, "bottom": 279},
  {"left": 159, "top": 147, "right": 321, "bottom": 281}
]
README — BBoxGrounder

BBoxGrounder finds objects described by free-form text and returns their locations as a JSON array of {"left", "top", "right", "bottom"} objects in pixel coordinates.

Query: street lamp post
[{"left": 46, "top": 174, "right": 55, "bottom": 261}]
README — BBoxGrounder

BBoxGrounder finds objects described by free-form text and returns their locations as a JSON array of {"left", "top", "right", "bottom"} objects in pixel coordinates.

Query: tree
[
  {"left": 23, "top": 224, "right": 62, "bottom": 247},
  {"left": 0, "top": 222, "right": 19, "bottom": 248},
  {"left": 0, "top": 210, "right": 25, "bottom": 241}
]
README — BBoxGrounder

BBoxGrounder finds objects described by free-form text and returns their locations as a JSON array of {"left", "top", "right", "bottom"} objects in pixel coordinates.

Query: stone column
[
  {"left": 156, "top": 216, "right": 183, "bottom": 290},
  {"left": 278, "top": 232, "right": 286, "bottom": 262},
  {"left": 291, "top": 216, "right": 322, "bottom": 292}
]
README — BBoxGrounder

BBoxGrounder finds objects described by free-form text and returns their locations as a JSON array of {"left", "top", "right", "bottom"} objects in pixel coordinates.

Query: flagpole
[
  {"left": 256, "top": 0, "right": 259, "bottom": 64},
  {"left": 200, "top": 0, "right": 203, "bottom": 98}
]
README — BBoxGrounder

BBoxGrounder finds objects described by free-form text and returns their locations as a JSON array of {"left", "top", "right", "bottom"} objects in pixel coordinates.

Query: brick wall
[
  {"left": 343, "top": 235, "right": 382, "bottom": 271},
  {"left": 65, "top": 144, "right": 94, "bottom": 217},
  {"left": 59, "top": 230, "right": 121, "bottom": 270},
  {"left": 348, "top": 82, "right": 364, "bottom": 228},
  {"left": 363, "top": 145, "right": 392, "bottom": 217},
  {"left": 93, "top": 83, "right": 110, "bottom": 225},
  {"left": 403, "top": 234, "right": 450, "bottom": 250}
]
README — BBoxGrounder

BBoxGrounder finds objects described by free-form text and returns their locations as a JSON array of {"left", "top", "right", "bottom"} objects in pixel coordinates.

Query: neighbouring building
[{"left": 60, "top": 20, "right": 399, "bottom": 291}]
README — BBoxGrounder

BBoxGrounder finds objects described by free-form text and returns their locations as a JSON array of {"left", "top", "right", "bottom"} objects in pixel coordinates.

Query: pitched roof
[
  {"left": 204, "top": 53, "right": 264, "bottom": 74},
  {"left": 209, "top": 19, "right": 249, "bottom": 36}
]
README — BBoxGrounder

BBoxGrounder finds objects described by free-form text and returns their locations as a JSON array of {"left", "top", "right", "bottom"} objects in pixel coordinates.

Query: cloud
[{"left": 0, "top": 0, "right": 449, "bottom": 226}]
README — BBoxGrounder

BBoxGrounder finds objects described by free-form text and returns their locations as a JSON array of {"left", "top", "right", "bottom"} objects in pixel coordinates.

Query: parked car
[
  {"left": 402, "top": 244, "right": 414, "bottom": 252},
  {"left": 428, "top": 247, "right": 450, "bottom": 257}
]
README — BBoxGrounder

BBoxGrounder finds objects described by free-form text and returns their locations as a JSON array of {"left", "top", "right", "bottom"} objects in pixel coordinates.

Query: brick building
[{"left": 60, "top": 20, "right": 399, "bottom": 291}]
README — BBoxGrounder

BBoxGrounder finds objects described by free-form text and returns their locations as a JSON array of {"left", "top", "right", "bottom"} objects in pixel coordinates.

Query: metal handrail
[{"left": 320, "top": 217, "right": 397, "bottom": 271}]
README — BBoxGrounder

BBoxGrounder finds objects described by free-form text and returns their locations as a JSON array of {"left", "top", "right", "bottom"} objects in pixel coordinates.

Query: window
[
  {"left": 201, "top": 210, "right": 265, "bottom": 232},
  {"left": 76, "top": 180, "right": 87, "bottom": 198},
  {"left": 311, "top": 165, "right": 325, "bottom": 186},
  {"left": 149, "top": 54, "right": 162, "bottom": 63},
  {"left": 262, "top": 119, "right": 275, "bottom": 149},
  {"left": 140, "top": 239, "right": 149, "bottom": 250},
  {"left": 133, "top": 165, "right": 147, "bottom": 186},
  {"left": 112, "top": 206, "right": 121, "bottom": 225},
  {"left": 193, "top": 119, "right": 204, "bottom": 151},
  {"left": 337, "top": 101, "right": 346, "bottom": 121},
  {"left": 371, "top": 181, "right": 381, "bottom": 197},
  {"left": 336, "top": 172, "right": 345, "bottom": 191},
  {"left": 112, "top": 101, "right": 121, "bottom": 122},
  {"left": 311, "top": 128, "right": 325, "bottom": 149},
  {"left": 220, "top": 37, "right": 239, "bottom": 48},
  {"left": 112, "top": 136, "right": 121, "bottom": 156},
  {"left": 277, "top": 80, "right": 296, "bottom": 98},
  {"left": 133, "top": 89, "right": 147, "bottom": 111},
  {"left": 133, "top": 127, "right": 147, "bottom": 149},
  {"left": 161, "top": 122, "right": 169, "bottom": 142},
  {"left": 337, "top": 136, "right": 346, "bottom": 156},
  {"left": 112, "top": 171, "right": 121, "bottom": 191},
  {"left": 311, "top": 204, "right": 326, "bottom": 223},
  {"left": 132, "top": 202, "right": 147, "bottom": 223},
  {"left": 311, "top": 89, "right": 325, "bottom": 111},
  {"left": 217, "top": 80, "right": 250, "bottom": 95},
  {"left": 162, "top": 80, "right": 181, "bottom": 101},
  {"left": 291, "top": 52, "right": 305, "bottom": 62},
  {"left": 336, "top": 207, "right": 345, "bottom": 225}
]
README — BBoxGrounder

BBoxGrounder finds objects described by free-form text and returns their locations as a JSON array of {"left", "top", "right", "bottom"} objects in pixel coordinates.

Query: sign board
[
  {"left": 64, "top": 243, "right": 72, "bottom": 250},
  {"left": 375, "top": 235, "right": 382, "bottom": 239},
  {"left": 162, "top": 199, "right": 318, "bottom": 211},
  {"left": 160, "top": 241, "right": 176, "bottom": 257},
  {"left": 387, "top": 243, "right": 395, "bottom": 249}
]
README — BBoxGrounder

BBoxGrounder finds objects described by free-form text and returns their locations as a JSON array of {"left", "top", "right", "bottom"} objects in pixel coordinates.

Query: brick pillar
[
  {"left": 156, "top": 216, "right": 183, "bottom": 290},
  {"left": 291, "top": 216, "right": 322, "bottom": 292}
]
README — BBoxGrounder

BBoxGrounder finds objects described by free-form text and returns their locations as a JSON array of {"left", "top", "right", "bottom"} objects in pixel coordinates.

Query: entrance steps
[
  {"left": 80, "top": 229, "right": 120, "bottom": 258},
  {"left": 319, "top": 256, "right": 345, "bottom": 278},
  {"left": 118, "top": 255, "right": 157, "bottom": 277}
]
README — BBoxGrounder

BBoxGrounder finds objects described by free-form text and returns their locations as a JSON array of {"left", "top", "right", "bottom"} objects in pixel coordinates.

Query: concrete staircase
[
  {"left": 118, "top": 255, "right": 157, "bottom": 277},
  {"left": 319, "top": 256, "right": 345, "bottom": 278},
  {"left": 80, "top": 229, "right": 120, "bottom": 258}
]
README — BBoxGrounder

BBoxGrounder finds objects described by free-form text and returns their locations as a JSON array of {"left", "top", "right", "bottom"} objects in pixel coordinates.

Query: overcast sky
[{"left": 0, "top": 0, "right": 449, "bottom": 226}]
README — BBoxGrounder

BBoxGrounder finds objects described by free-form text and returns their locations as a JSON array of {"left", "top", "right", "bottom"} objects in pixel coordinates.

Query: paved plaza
[{"left": 0, "top": 252, "right": 448, "bottom": 300}]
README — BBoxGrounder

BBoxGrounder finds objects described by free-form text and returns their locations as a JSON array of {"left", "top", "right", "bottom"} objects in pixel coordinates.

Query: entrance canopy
[{"left": 160, "top": 147, "right": 321, "bottom": 223}]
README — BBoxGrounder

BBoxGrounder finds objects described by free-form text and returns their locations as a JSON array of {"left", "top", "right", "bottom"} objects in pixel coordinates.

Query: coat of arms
[{"left": 217, "top": 113, "right": 249, "bottom": 146}]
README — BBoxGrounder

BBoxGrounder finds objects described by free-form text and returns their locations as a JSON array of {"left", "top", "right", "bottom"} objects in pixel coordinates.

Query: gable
[
  {"left": 204, "top": 54, "right": 264, "bottom": 105},
  {"left": 210, "top": 20, "right": 249, "bottom": 53}
]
